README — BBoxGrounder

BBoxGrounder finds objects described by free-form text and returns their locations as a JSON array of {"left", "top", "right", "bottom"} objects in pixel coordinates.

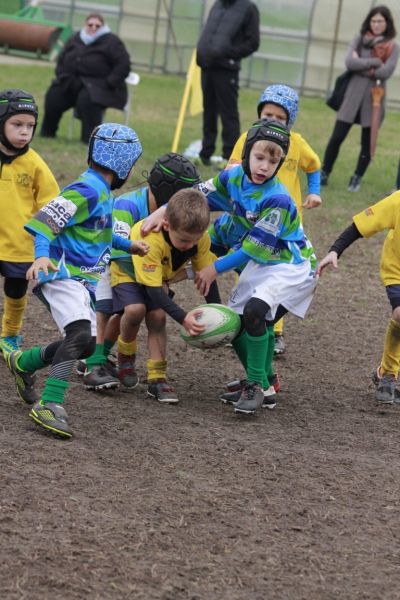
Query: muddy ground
[{"left": 1, "top": 213, "right": 399, "bottom": 600}]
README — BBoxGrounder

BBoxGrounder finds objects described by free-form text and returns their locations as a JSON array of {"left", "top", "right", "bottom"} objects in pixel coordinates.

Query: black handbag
[{"left": 326, "top": 70, "right": 352, "bottom": 111}]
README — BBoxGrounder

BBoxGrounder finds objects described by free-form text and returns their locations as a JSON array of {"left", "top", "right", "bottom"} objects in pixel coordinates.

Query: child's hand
[
  {"left": 140, "top": 206, "right": 167, "bottom": 236},
  {"left": 314, "top": 251, "right": 338, "bottom": 277},
  {"left": 302, "top": 193, "right": 322, "bottom": 209},
  {"left": 182, "top": 310, "right": 206, "bottom": 336},
  {"left": 130, "top": 240, "right": 150, "bottom": 256},
  {"left": 195, "top": 264, "right": 217, "bottom": 296},
  {"left": 26, "top": 257, "right": 59, "bottom": 280}
]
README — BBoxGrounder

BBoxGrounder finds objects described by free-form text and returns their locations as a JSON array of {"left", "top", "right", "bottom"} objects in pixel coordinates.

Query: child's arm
[
  {"left": 140, "top": 172, "right": 234, "bottom": 235},
  {"left": 112, "top": 232, "right": 149, "bottom": 256},
  {"left": 315, "top": 223, "right": 362, "bottom": 276},
  {"left": 26, "top": 233, "right": 60, "bottom": 280},
  {"left": 195, "top": 248, "right": 248, "bottom": 296},
  {"left": 302, "top": 170, "right": 322, "bottom": 209}
]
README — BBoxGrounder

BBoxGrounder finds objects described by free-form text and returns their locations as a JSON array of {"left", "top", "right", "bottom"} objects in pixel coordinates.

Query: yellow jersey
[
  {"left": 353, "top": 192, "right": 400, "bottom": 286},
  {"left": 0, "top": 148, "right": 59, "bottom": 262},
  {"left": 111, "top": 220, "right": 216, "bottom": 287}
]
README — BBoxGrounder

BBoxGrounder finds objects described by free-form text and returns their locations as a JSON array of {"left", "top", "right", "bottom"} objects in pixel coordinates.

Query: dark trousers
[
  {"left": 40, "top": 83, "right": 104, "bottom": 143},
  {"left": 322, "top": 120, "right": 371, "bottom": 178},
  {"left": 200, "top": 68, "right": 240, "bottom": 160}
]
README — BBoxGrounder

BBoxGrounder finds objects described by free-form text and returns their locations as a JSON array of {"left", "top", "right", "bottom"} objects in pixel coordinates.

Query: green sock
[
  {"left": 17, "top": 346, "right": 46, "bottom": 373},
  {"left": 85, "top": 343, "right": 106, "bottom": 369},
  {"left": 246, "top": 330, "right": 269, "bottom": 386},
  {"left": 263, "top": 326, "right": 275, "bottom": 389},
  {"left": 232, "top": 330, "right": 247, "bottom": 370},
  {"left": 41, "top": 377, "right": 69, "bottom": 405},
  {"left": 103, "top": 338, "right": 114, "bottom": 358}
]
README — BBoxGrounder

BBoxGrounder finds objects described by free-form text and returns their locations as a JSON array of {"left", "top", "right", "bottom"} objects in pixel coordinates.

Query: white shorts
[
  {"left": 96, "top": 265, "right": 112, "bottom": 301},
  {"left": 39, "top": 279, "right": 97, "bottom": 335},
  {"left": 95, "top": 265, "right": 113, "bottom": 314},
  {"left": 228, "top": 260, "right": 318, "bottom": 320}
]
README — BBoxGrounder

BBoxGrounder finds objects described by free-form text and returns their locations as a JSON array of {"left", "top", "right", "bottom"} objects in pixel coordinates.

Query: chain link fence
[{"left": 3, "top": 0, "right": 400, "bottom": 107}]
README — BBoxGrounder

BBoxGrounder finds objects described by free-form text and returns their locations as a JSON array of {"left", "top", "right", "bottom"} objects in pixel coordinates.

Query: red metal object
[{"left": 370, "top": 79, "right": 385, "bottom": 159}]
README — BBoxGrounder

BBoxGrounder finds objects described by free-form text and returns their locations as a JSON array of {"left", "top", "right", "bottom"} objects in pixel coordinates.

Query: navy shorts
[
  {"left": 386, "top": 285, "right": 400, "bottom": 310},
  {"left": 112, "top": 282, "right": 159, "bottom": 314},
  {"left": 0, "top": 261, "right": 32, "bottom": 278},
  {"left": 95, "top": 298, "right": 114, "bottom": 315}
]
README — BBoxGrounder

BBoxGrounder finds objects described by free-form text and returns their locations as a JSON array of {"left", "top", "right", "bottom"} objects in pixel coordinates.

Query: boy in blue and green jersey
[
  {"left": 6, "top": 123, "right": 147, "bottom": 439},
  {"left": 194, "top": 119, "right": 318, "bottom": 415}
]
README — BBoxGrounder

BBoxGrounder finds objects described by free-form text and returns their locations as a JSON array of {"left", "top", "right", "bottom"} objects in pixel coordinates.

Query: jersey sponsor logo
[
  {"left": 245, "top": 210, "right": 259, "bottom": 224},
  {"left": 284, "top": 158, "right": 297, "bottom": 172},
  {"left": 94, "top": 214, "right": 108, "bottom": 230},
  {"left": 197, "top": 181, "right": 216, "bottom": 195},
  {"left": 80, "top": 246, "right": 111, "bottom": 274},
  {"left": 256, "top": 209, "right": 281, "bottom": 234},
  {"left": 39, "top": 196, "right": 77, "bottom": 234},
  {"left": 142, "top": 263, "right": 157, "bottom": 272},
  {"left": 16, "top": 172, "right": 33, "bottom": 187},
  {"left": 113, "top": 219, "right": 131, "bottom": 238},
  {"left": 364, "top": 207, "right": 374, "bottom": 216}
]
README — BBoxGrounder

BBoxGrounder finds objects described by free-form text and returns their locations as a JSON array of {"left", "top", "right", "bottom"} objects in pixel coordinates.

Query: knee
[
  {"left": 123, "top": 304, "right": 146, "bottom": 325},
  {"left": 243, "top": 298, "right": 269, "bottom": 336},
  {"left": 392, "top": 307, "right": 400, "bottom": 324},
  {"left": 146, "top": 309, "right": 166, "bottom": 333},
  {"left": 64, "top": 320, "right": 94, "bottom": 359}
]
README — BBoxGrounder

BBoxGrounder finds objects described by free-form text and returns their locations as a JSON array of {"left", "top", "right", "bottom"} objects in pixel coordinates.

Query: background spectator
[
  {"left": 196, "top": 0, "right": 260, "bottom": 166},
  {"left": 321, "top": 5, "right": 398, "bottom": 193},
  {"left": 40, "top": 13, "right": 130, "bottom": 143}
]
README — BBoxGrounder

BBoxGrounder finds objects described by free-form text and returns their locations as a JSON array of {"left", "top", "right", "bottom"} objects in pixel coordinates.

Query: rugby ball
[{"left": 180, "top": 304, "right": 241, "bottom": 349}]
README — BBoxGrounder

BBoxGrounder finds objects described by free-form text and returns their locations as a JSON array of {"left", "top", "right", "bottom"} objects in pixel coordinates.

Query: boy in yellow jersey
[
  {"left": 226, "top": 84, "right": 321, "bottom": 355},
  {"left": 112, "top": 188, "right": 220, "bottom": 403},
  {"left": 316, "top": 192, "right": 400, "bottom": 404},
  {"left": 0, "top": 89, "right": 59, "bottom": 357}
]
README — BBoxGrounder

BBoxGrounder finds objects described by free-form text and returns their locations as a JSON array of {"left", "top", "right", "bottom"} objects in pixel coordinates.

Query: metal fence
[{"left": 4, "top": 0, "right": 400, "bottom": 107}]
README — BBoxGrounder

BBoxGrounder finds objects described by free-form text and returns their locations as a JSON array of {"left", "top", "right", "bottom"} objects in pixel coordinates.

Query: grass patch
[{"left": 1, "top": 62, "right": 398, "bottom": 241}]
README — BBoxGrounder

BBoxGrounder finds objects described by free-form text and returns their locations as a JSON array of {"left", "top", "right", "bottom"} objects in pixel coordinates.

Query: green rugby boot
[{"left": 6, "top": 350, "right": 38, "bottom": 405}]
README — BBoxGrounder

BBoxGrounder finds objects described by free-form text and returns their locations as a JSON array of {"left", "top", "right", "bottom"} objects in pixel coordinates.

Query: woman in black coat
[{"left": 40, "top": 13, "right": 130, "bottom": 143}]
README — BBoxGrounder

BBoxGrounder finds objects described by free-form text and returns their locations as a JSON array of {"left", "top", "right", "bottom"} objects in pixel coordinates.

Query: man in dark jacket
[
  {"left": 40, "top": 13, "right": 130, "bottom": 143},
  {"left": 196, "top": 0, "right": 260, "bottom": 165}
]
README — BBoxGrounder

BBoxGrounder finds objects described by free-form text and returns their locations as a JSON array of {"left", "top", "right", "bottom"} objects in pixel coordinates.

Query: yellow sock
[
  {"left": 1, "top": 294, "right": 27, "bottom": 337},
  {"left": 147, "top": 359, "right": 167, "bottom": 381},
  {"left": 274, "top": 317, "right": 284, "bottom": 337},
  {"left": 117, "top": 336, "right": 137, "bottom": 356},
  {"left": 381, "top": 318, "right": 400, "bottom": 377}
]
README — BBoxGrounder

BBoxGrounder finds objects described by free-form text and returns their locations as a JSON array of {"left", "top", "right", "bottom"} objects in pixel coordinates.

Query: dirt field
[{"left": 1, "top": 213, "right": 399, "bottom": 600}]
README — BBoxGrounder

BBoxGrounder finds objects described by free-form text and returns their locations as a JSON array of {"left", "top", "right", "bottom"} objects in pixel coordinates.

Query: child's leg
[
  {"left": 41, "top": 320, "right": 94, "bottom": 404},
  {"left": 145, "top": 309, "right": 177, "bottom": 404},
  {"left": 30, "top": 320, "right": 95, "bottom": 438},
  {"left": 1, "top": 277, "right": 29, "bottom": 354},
  {"left": 376, "top": 292, "right": 400, "bottom": 403},
  {"left": 103, "top": 313, "right": 121, "bottom": 358},
  {"left": 117, "top": 303, "right": 145, "bottom": 389},
  {"left": 234, "top": 298, "right": 270, "bottom": 414},
  {"left": 273, "top": 317, "right": 285, "bottom": 355}
]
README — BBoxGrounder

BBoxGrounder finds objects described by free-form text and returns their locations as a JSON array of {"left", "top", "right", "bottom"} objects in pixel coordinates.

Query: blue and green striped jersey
[
  {"left": 199, "top": 165, "right": 316, "bottom": 268},
  {"left": 25, "top": 168, "right": 113, "bottom": 294},
  {"left": 111, "top": 186, "right": 150, "bottom": 278}
]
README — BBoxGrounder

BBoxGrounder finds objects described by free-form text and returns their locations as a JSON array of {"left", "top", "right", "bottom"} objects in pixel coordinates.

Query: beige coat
[{"left": 337, "top": 34, "right": 399, "bottom": 127}]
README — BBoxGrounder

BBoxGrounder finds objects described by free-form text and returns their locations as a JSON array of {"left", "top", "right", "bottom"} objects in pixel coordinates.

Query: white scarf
[{"left": 80, "top": 24, "right": 111, "bottom": 45}]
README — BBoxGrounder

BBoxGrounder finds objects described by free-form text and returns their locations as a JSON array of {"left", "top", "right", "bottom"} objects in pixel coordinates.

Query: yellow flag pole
[{"left": 171, "top": 49, "right": 197, "bottom": 153}]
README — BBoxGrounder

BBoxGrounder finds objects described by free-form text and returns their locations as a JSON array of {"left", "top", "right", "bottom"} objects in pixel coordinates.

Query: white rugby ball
[{"left": 180, "top": 304, "right": 241, "bottom": 349}]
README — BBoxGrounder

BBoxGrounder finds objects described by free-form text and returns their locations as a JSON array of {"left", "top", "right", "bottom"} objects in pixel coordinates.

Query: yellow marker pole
[{"left": 171, "top": 49, "right": 197, "bottom": 153}]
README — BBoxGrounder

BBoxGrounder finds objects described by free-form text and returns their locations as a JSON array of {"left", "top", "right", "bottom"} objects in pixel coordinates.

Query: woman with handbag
[{"left": 321, "top": 6, "right": 398, "bottom": 192}]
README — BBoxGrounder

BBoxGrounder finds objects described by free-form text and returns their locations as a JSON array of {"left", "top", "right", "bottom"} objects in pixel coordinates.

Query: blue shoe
[{"left": 0, "top": 335, "right": 23, "bottom": 358}]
